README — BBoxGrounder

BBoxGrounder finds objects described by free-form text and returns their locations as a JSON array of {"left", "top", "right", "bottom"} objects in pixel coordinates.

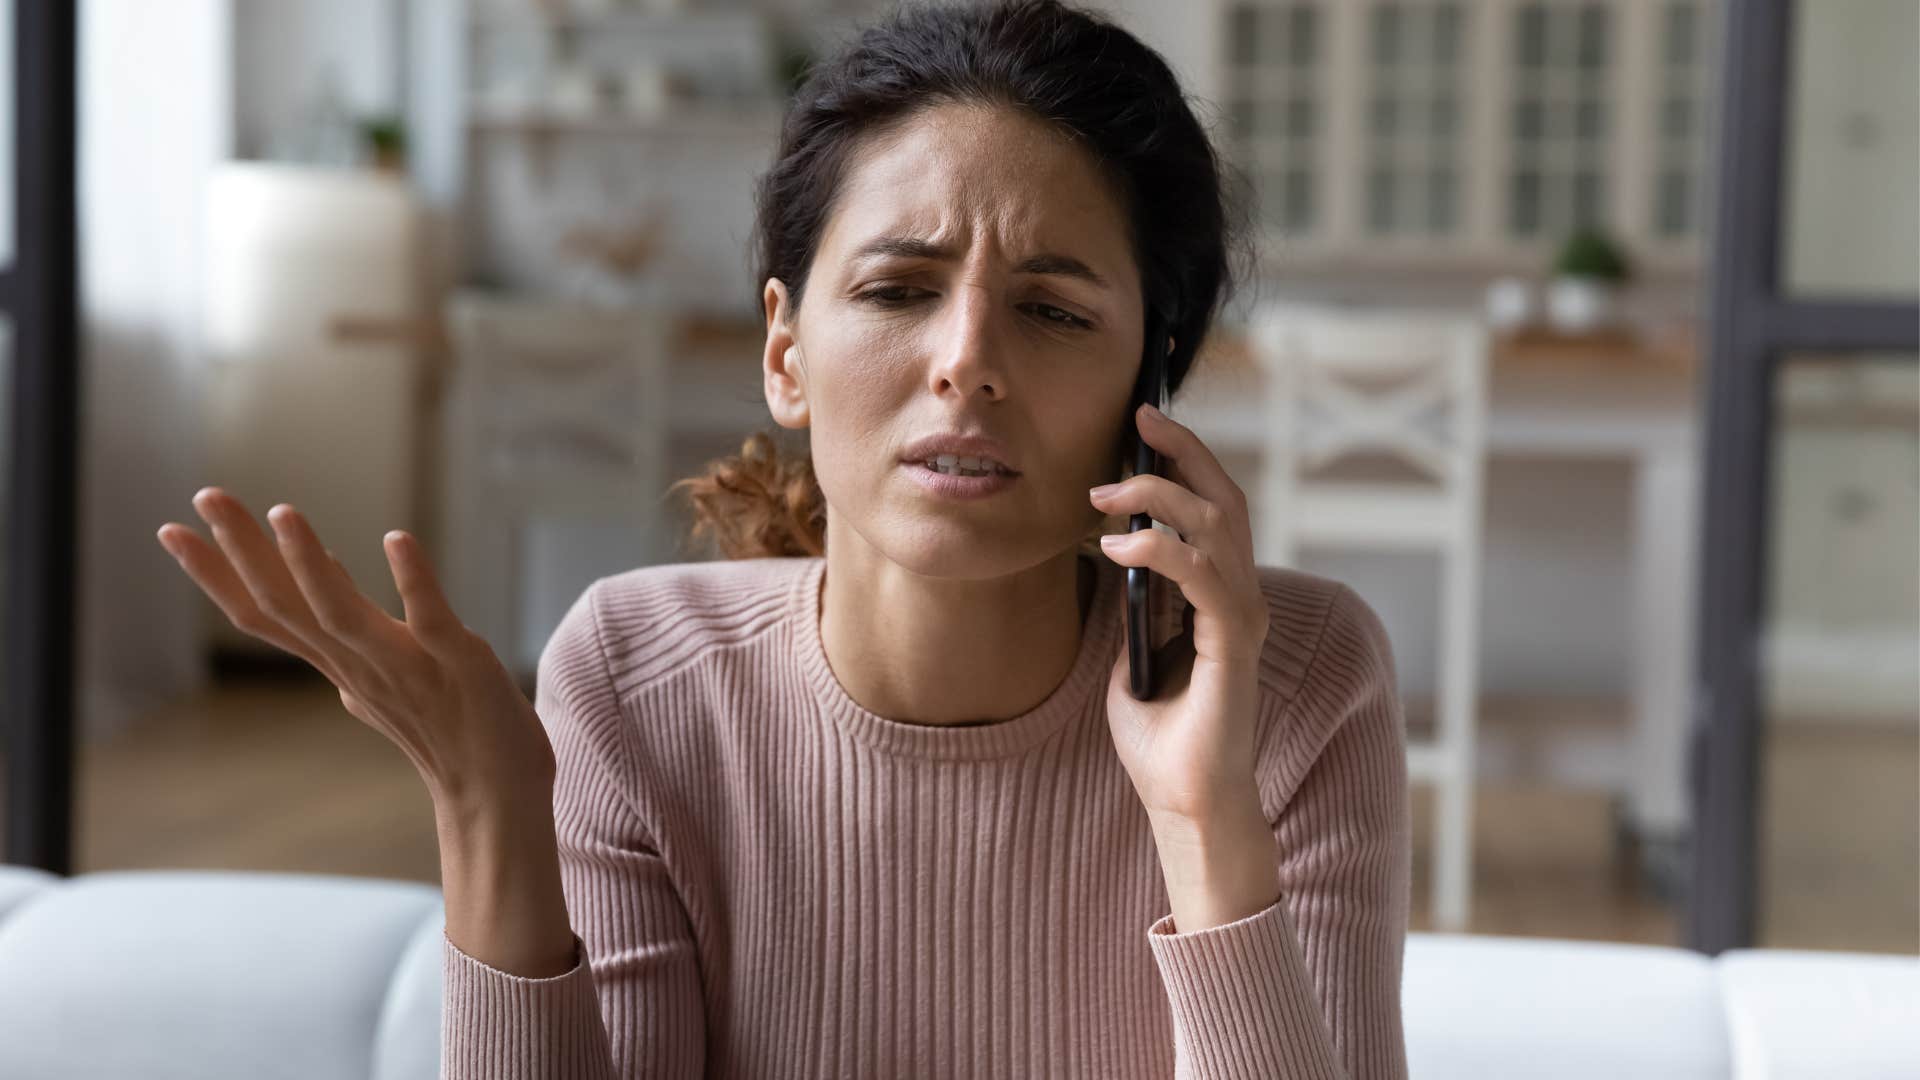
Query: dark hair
[{"left": 671, "top": 0, "right": 1255, "bottom": 559}]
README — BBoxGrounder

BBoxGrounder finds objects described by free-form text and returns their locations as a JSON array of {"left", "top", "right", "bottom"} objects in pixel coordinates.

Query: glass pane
[
  {"left": 1433, "top": 4, "right": 1460, "bottom": 65},
  {"left": 1283, "top": 166, "right": 1313, "bottom": 229},
  {"left": 1666, "top": 1, "right": 1698, "bottom": 67},
  {"left": 1511, "top": 170, "right": 1542, "bottom": 233},
  {"left": 1371, "top": 95, "right": 1397, "bottom": 137},
  {"left": 1782, "top": 0, "right": 1920, "bottom": 299},
  {"left": 0, "top": 0, "right": 12, "bottom": 271},
  {"left": 1258, "top": 169, "right": 1291, "bottom": 229},
  {"left": 1368, "top": 168, "right": 1395, "bottom": 232},
  {"left": 1662, "top": 95, "right": 1692, "bottom": 139},
  {"left": 1228, "top": 5, "right": 1260, "bottom": 67},
  {"left": 1288, "top": 6, "right": 1318, "bottom": 67},
  {"left": 1516, "top": 3, "right": 1547, "bottom": 68},
  {"left": 1576, "top": 4, "right": 1609, "bottom": 68},
  {"left": 0, "top": 317, "right": 9, "bottom": 846},
  {"left": 1759, "top": 353, "right": 1920, "bottom": 951},
  {"left": 1657, "top": 169, "right": 1691, "bottom": 236},
  {"left": 1287, "top": 98, "right": 1315, "bottom": 139},
  {"left": 1256, "top": 96, "right": 1288, "bottom": 139},
  {"left": 1228, "top": 99, "right": 1254, "bottom": 141},
  {"left": 1373, "top": 5, "right": 1403, "bottom": 65},
  {"left": 1572, "top": 170, "right": 1603, "bottom": 225},
  {"left": 1427, "top": 168, "right": 1455, "bottom": 232}
]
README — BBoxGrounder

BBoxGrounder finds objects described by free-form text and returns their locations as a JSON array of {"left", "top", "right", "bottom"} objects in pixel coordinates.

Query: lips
[{"left": 898, "top": 433, "right": 1020, "bottom": 475}]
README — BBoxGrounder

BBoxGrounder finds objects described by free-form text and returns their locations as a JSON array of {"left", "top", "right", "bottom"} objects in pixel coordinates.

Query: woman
[{"left": 155, "top": 2, "right": 1409, "bottom": 1076}]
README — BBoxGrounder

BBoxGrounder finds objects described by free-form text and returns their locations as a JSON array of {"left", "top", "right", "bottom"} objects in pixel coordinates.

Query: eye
[
  {"left": 1027, "top": 303, "right": 1093, "bottom": 330},
  {"left": 856, "top": 285, "right": 924, "bottom": 306},
  {"left": 855, "top": 286, "right": 1093, "bottom": 329}
]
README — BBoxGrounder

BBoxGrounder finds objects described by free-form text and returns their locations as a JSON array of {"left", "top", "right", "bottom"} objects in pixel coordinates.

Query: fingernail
[
  {"left": 1099, "top": 533, "right": 1122, "bottom": 548},
  {"left": 1089, "top": 483, "right": 1119, "bottom": 499}
]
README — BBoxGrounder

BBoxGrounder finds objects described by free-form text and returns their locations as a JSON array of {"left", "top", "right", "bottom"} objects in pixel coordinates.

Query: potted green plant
[
  {"left": 1547, "top": 226, "right": 1631, "bottom": 333},
  {"left": 359, "top": 115, "right": 406, "bottom": 173}
]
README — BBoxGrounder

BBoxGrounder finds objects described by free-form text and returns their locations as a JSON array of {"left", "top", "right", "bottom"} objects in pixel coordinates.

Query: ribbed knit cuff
[
  {"left": 1145, "top": 899, "right": 1342, "bottom": 1080},
  {"left": 441, "top": 931, "right": 617, "bottom": 1080}
]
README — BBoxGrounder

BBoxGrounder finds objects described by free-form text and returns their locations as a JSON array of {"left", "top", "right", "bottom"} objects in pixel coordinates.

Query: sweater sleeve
[
  {"left": 441, "top": 580, "right": 707, "bottom": 1079},
  {"left": 1144, "top": 582, "right": 1412, "bottom": 1080}
]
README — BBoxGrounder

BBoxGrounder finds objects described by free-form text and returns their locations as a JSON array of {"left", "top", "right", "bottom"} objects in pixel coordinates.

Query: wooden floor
[{"left": 27, "top": 671, "right": 1917, "bottom": 954}]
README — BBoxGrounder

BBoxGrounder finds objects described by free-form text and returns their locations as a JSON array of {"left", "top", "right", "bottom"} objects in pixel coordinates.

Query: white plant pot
[
  {"left": 1484, "top": 277, "right": 1535, "bottom": 331},
  {"left": 1546, "top": 276, "right": 1618, "bottom": 334}
]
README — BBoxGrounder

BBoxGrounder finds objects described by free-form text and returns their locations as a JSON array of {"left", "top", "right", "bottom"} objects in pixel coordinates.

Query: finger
[
  {"left": 1089, "top": 474, "right": 1244, "bottom": 576},
  {"left": 1099, "top": 528, "right": 1264, "bottom": 664},
  {"left": 190, "top": 488, "right": 394, "bottom": 694},
  {"left": 157, "top": 521, "right": 347, "bottom": 684},
  {"left": 1134, "top": 404, "right": 1254, "bottom": 556},
  {"left": 381, "top": 529, "right": 472, "bottom": 660},
  {"left": 265, "top": 504, "right": 417, "bottom": 660}
]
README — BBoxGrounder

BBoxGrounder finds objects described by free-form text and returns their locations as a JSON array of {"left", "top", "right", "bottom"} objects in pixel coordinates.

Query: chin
[{"left": 879, "top": 519, "right": 1075, "bottom": 581}]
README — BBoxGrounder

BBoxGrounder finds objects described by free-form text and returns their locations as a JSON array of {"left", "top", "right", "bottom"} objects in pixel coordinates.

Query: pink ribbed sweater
[{"left": 441, "top": 553, "right": 1410, "bottom": 1079}]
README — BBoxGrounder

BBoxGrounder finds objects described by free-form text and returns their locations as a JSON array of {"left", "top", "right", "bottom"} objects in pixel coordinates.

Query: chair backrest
[
  {"left": 1246, "top": 302, "right": 1490, "bottom": 562},
  {"left": 445, "top": 292, "right": 673, "bottom": 503},
  {"left": 1250, "top": 301, "right": 1489, "bottom": 490},
  {"left": 441, "top": 292, "right": 678, "bottom": 676}
]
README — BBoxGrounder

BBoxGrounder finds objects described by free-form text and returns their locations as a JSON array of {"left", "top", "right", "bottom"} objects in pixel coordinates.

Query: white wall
[
  {"left": 231, "top": 0, "right": 402, "bottom": 160},
  {"left": 78, "top": 0, "right": 233, "bottom": 738}
]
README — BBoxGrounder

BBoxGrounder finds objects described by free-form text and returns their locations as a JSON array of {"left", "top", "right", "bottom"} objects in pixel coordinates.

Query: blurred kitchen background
[{"left": 2, "top": 0, "right": 1914, "bottom": 957}]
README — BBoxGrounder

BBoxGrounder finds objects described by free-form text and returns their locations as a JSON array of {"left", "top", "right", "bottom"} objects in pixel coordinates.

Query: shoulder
[
  {"left": 1249, "top": 564, "right": 1396, "bottom": 707},
  {"left": 1246, "top": 564, "right": 1401, "bottom": 813},
  {"left": 544, "top": 557, "right": 813, "bottom": 700}
]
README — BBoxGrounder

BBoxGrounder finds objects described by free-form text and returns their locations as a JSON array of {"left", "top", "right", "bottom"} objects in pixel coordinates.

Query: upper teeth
[{"left": 927, "top": 454, "right": 1005, "bottom": 476}]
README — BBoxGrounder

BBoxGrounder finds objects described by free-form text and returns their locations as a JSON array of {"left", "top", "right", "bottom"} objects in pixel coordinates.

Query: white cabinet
[
  {"left": 200, "top": 164, "right": 428, "bottom": 654},
  {"left": 1215, "top": 0, "right": 1717, "bottom": 271}
]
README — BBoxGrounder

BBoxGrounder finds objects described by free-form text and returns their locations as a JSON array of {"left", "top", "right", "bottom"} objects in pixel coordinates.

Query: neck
[{"left": 817, "top": 521, "right": 1098, "bottom": 726}]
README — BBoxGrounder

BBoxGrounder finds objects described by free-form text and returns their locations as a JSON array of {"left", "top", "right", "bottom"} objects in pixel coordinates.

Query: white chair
[
  {"left": 440, "top": 292, "right": 676, "bottom": 685},
  {"left": 1246, "top": 302, "right": 1489, "bottom": 931}
]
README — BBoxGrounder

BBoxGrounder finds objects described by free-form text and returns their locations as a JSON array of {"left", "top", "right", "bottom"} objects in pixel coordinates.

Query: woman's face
[{"left": 763, "top": 102, "right": 1147, "bottom": 580}]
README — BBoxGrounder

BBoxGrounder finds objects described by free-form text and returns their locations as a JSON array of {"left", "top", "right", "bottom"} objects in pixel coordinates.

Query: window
[
  {"left": 1218, "top": 0, "right": 1715, "bottom": 268},
  {"left": 1364, "top": 2, "right": 1469, "bottom": 237},
  {"left": 1224, "top": 2, "right": 1324, "bottom": 237},
  {"left": 1508, "top": 1, "right": 1613, "bottom": 238},
  {"left": 1652, "top": 0, "right": 1711, "bottom": 239}
]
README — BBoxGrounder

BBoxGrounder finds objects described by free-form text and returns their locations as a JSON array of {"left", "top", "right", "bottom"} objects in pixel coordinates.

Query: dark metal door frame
[
  {"left": 1, "top": 0, "right": 80, "bottom": 873},
  {"left": 1688, "top": 0, "right": 1920, "bottom": 953}
]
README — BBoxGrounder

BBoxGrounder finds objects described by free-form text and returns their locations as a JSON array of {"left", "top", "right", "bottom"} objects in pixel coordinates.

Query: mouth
[
  {"left": 902, "top": 457, "right": 1020, "bottom": 498},
  {"left": 911, "top": 453, "right": 1019, "bottom": 478}
]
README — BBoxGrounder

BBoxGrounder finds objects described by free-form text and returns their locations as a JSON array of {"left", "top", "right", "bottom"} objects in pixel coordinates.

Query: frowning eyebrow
[{"left": 848, "top": 235, "right": 1111, "bottom": 290}]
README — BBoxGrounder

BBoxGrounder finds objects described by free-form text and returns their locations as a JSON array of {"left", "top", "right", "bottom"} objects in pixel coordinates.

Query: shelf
[
  {"left": 467, "top": 7, "right": 770, "bottom": 35},
  {"left": 468, "top": 103, "right": 784, "bottom": 138}
]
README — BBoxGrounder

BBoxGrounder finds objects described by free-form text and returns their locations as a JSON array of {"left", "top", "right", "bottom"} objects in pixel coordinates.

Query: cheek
[{"left": 806, "top": 348, "right": 913, "bottom": 476}]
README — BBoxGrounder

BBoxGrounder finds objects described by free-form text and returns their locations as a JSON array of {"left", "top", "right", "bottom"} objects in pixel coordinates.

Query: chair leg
[
  {"left": 1433, "top": 538, "right": 1481, "bottom": 932},
  {"left": 1434, "top": 767, "right": 1473, "bottom": 930}
]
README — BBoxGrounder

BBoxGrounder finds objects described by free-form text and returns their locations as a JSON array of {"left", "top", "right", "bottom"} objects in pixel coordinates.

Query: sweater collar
[{"left": 789, "top": 552, "right": 1123, "bottom": 761}]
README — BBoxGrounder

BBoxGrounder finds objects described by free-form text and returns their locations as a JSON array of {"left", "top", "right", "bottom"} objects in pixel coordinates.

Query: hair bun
[{"left": 669, "top": 430, "right": 828, "bottom": 559}]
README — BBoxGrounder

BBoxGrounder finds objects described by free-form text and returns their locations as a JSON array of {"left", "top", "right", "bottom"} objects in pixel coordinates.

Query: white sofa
[{"left": 0, "top": 865, "right": 1912, "bottom": 1079}]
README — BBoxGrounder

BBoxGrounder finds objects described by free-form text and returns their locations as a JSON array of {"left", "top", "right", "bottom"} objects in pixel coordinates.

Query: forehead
[{"left": 820, "top": 103, "right": 1136, "bottom": 283}]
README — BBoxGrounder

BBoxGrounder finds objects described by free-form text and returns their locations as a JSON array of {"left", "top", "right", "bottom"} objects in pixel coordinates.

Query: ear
[{"left": 762, "top": 277, "right": 810, "bottom": 430}]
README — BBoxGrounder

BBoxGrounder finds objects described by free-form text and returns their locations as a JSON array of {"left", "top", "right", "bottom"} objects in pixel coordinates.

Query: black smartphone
[{"left": 1123, "top": 310, "right": 1169, "bottom": 700}]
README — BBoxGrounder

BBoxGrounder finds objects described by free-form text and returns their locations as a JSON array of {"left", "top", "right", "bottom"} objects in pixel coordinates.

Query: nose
[{"left": 925, "top": 285, "right": 1009, "bottom": 402}]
